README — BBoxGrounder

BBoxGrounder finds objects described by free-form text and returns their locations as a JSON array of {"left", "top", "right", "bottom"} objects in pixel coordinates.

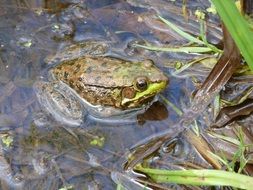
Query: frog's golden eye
[{"left": 135, "top": 77, "right": 148, "bottom": 91}]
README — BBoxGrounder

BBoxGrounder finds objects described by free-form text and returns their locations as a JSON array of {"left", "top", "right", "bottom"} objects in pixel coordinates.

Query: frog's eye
[{"left": 135, "top": 77, "right": 148, "bottom": 91}]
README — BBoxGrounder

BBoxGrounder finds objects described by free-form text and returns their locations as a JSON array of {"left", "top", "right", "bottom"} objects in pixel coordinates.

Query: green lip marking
[{"left": 121, "top": 81, "right": 167, "bottom": 106}]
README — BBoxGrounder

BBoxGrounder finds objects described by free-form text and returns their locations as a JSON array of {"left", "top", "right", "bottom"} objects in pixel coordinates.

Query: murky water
[{"left": 0, "top": 0, "right": 223, "bottom": 189}]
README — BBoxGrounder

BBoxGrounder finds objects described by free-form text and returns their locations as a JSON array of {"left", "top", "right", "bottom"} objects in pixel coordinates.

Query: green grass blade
[
  {"left": 211, "top": 0, "right": 253, "bottom": 70},
  {"left": 199, "top": 19, "right": 223, "bottom": 53},
  {"left": 134, "top": 44, "right": 212, "bottom": 53},
  {"left": 136, "top": 165, "right": 253, "bottom": 189},
  {"left": 159, "top": 16, "right": 205, "bottom": 45}
]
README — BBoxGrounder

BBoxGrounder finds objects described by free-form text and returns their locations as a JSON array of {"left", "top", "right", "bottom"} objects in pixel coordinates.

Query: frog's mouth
[{"left": 121, "top": 81, "right": 167, "bottom": 108}]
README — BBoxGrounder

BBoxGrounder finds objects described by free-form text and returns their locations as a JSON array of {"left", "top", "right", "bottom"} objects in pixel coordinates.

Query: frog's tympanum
[{"left": 34, "top": 42, "right": 168, "bottom": 125}]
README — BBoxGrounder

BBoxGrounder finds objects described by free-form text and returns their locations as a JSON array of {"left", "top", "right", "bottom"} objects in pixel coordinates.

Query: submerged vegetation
[{"left": 125, "top": 0, "right": 253, "bottom": 189}]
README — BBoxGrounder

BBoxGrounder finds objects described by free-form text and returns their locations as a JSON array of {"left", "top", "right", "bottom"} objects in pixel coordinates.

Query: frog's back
[{"left": 51, "top": 56, "right": 167, "bottom": 88}]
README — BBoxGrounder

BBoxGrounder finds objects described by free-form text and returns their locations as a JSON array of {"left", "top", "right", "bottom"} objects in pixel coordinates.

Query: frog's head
[
  {"left": 119, "top": 60, "right": 168, "bottom": 108},
  {"left": 120, "top": 76, "right": 168, "bottom": 108}
]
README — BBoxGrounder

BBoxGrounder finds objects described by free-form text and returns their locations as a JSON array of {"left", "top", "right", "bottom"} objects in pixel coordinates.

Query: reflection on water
[{"left": 0, "top": 0, "right": 221, "bottom": 189}]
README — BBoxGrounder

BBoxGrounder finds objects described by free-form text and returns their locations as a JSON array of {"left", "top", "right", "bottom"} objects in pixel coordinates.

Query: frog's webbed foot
[{"left": 33, "top": 81, "right": 85, "bottom": 126}]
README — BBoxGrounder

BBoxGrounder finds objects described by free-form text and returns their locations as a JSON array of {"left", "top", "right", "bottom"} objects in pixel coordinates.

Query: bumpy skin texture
[{"left": 50, "top": 56, "right": 168, "bottom": 108}]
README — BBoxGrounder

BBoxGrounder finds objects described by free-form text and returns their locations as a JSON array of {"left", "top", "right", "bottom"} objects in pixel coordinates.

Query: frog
[{"left": 34, "top": 41, "right": 168, "bottom": 126}]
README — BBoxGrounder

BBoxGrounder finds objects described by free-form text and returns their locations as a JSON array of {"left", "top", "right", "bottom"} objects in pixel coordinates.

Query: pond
[{"left": 2, "top": 0, "right": 252, "bottom": 190}]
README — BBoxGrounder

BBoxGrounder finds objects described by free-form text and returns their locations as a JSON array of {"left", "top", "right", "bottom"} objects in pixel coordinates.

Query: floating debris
[{"left": 16, "top": 36, "right": 33, "bottom": 48}]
